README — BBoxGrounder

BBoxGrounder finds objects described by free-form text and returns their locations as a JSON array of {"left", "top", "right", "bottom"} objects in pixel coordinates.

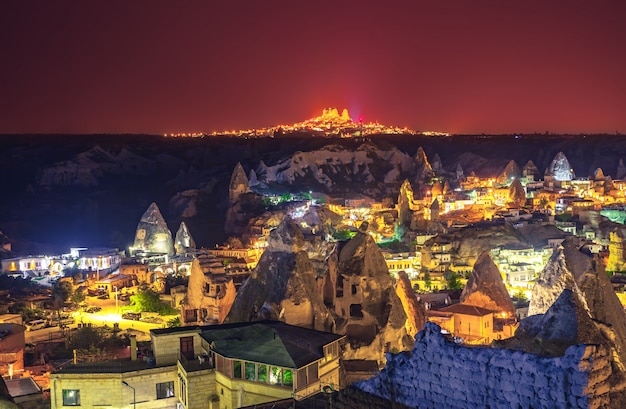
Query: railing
[{"left": 178, "top": 353, "right": 215, "bottom": 372}]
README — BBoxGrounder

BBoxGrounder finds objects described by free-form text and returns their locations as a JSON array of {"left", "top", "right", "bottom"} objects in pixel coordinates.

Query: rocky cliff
[
  {"left": 529, "top": 237, "right": 626, "bottom": 369},
  {"left": 255, "top": 142, "right": 414, "bottom": 197},
  {"left": 351, "top": 290, "right": 626, "bottom": 409},
  {"left": 226, "top": 220, "right": 413, "bottom": 364}
]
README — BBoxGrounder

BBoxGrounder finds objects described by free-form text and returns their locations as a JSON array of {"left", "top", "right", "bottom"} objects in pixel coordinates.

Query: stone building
[
  {"left": 50, "top": 321, "right": 343, "bottom": 409},
  {"left": 607, "top": 229, "right": 626, "bottom": 272}
]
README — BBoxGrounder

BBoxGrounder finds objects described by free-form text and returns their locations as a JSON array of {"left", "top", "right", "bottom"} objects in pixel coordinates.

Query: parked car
[
  {"left": 88, "top": 288, "right": 107, "bottom": 297},
  {"left": 139, "top": 316, "right": 163, "bottom": 324},
  {"left": 122, "top": 312, "right": 142, "bottom": 321},
  {"left": 47, "top": 316, "right": 75, "bottom": 327},
  {"left": 85, "top": 306, "right": 102, "bottom": 313}
]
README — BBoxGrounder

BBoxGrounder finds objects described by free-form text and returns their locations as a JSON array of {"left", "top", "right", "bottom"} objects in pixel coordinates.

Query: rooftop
[
  {"left": 201, "top": 321, "right": 344, "bottom": 368},
  {"left": 55, "top": 358, "right": 153, "bottom": 374},
  {"left": 152, "top": 320, "right": 344, "bottom": 369},
  {"left": 439, "top": 304, "right": 496, "bottom": 316}
]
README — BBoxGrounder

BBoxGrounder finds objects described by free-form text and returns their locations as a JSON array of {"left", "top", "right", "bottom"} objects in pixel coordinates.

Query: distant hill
[{"left": 1, "top": 133, "right": 625, "bottom": 254}]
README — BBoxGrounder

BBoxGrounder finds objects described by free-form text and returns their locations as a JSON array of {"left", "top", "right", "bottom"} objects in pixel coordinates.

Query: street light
[
  {"left": 122, "top": 381, "right": 136, "bottom": 409},
  {"left": 113, "top": 285, "right": 119, "bottom": 314}
]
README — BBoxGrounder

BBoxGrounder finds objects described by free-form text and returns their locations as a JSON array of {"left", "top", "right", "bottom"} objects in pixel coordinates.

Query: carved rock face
[
  {"left": 227, "top": 220, "right": 413, "bottom": 364},
  {"left": 545, "top": 151, "right": 575, "bottom": 181},
  {"left": 174, "top": 221, "right": 195, "bottom": 255}
]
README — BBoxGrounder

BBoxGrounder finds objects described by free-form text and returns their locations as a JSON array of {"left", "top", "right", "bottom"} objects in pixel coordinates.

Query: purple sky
[{"left": 1, "top": 1, "right": 625, "bottom": 134}]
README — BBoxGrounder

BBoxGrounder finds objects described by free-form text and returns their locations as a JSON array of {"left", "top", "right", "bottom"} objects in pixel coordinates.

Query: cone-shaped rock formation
[
  {"left": 131, "top": 202, "right": 174, "bottom": 256},
  {"left": 174, "top": 221, "right": 195, "bottom": 255},
  {"left": 460, "top": 252, "right": 516, "bottom": 317},
  {"left": 229, "top": 162, "right": 250, "bottom": 203}
]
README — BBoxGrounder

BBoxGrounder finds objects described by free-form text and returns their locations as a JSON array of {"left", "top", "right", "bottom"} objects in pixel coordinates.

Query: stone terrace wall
[{"left": 355, "top": 323, "right": 613, "bottom": 409}]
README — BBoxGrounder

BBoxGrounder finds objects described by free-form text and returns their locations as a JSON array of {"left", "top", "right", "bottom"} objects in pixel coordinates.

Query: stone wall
[{"left": 354, "top": 323, "right": 614, "bottom": 409}]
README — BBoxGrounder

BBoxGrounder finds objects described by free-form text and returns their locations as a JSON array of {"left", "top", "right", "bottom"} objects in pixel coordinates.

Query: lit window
[
  {"left": 283, "top": 369, "right": 293, "bottom": 386},
  {"left": 269, "top": 367, "right": 281, "bottom": 385},
  {"left": 156, "top": 381, "right": 175, "bottom": 399},
  {"left": 62, "top": 389, "right": 80, "bottom": 406}
]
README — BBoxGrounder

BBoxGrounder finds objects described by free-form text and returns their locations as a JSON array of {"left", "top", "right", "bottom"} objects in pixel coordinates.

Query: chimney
[{"left": 130, "top": 335, "right": 137, "bottom": 361}]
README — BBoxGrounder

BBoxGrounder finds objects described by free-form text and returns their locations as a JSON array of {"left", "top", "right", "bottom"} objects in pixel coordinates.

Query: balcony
[{"left": 178, "top": 352, "right": 215, "bottom": 373}]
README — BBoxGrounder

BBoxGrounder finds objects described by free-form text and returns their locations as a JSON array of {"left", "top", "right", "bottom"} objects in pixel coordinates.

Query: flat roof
[
  {"left": 55, "top": 359, "right": 152, "bottom": 374},
  {"left": 439, "top": 304, "right": 495, "bottom": 316}
]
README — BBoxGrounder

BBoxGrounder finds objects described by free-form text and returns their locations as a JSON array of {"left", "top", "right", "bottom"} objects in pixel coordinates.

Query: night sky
[{"left": 1, "top": 1, "right": 625, "bottom": 135}]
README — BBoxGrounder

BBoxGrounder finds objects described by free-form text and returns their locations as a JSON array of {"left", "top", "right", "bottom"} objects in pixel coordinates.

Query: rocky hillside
[{"left": 3, "top": 133, "right": 626, "bottom": 253}]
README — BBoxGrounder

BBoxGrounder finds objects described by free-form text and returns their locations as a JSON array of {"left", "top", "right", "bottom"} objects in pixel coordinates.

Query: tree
[
  {"left": 332, "top": 229, "right": 355, "bottom": 241},
  {"left": 129, "top": 286, "right": 177, "bottom": 315},
  {"left": 513, "top": 291, "right": 528, "bottom": 303},
  {"left": 52, "top": 280, "right": 73, "bottom": 308},
  {"left": 424, "top": 272, "right": 432, "bottom": 290},
  {"left": 70, "top": 288, "right": 86, "bottom": 304},
  {"left": 446, "top": 273, "right": 463, "bottom": 290},
  {"left": 226, "top": 236, "right": 243, "bottom": 249}
]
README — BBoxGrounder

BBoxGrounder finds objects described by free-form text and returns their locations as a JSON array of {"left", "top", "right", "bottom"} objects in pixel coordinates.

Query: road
[{"left": 26, "top": 295, "right": 178, "bottom": 343}]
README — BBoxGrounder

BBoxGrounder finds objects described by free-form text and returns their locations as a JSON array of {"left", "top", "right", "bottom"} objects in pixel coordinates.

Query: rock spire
[
  {"left": 229, "top": 162, "right": 250, "bottom": 203},
  {"left": 460, "top": 252, "right": 516, "bottom": 317},
  {"left": 131, "top": 202, "right": 174, "bottom": 256},
  {"left": 545, "top": 151, "right": 575, "bottom": 181},
  {"left": 174, "top": 221, "right": 196, "bottom": 255}
]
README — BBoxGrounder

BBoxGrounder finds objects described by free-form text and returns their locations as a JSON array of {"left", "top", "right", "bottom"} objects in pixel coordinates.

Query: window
[
  {"left": 283, "top": 369, "right": 293, "bottom": 386},
  {"left": 269, "top": 367, "right": 282, "bottom": 385},
  {"left": 336, "top": 275, "right": 344, "bottom": 298},
  {"left": 324, "top": 342, "right": 338, "bottom": 360},
  {"left": 351, "top": 284, "right": 357, "bottom": 295},
  {"left": 245, "top": 362, "right": 256, "bottom": 381},
  {"left": 349, "top": 304, "right": 363, "bottom": 318},
  {"left": 257, "top": 364, "right": 267, "bottom": 383},
  {"left": 233, "top": 360, "right": 242, "bottom": 379},
  {"left": 62, "top": 390, "right": 80, "bottom": 406},
  {"left": 156, "top": 381, "right": 175, "bottom": 399},
  {"left": 184, "top": 309, "right": 198, "bottom": 322}
]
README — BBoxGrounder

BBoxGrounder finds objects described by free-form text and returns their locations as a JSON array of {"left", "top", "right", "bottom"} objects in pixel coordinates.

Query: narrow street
[{"left": 26, "top": 295, "right": 178, "bottom": 343}]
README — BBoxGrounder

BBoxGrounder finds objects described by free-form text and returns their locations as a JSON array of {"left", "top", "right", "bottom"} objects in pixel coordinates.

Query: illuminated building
[{"left": 50, "top": 321, "right": 343, "bottom": 409}]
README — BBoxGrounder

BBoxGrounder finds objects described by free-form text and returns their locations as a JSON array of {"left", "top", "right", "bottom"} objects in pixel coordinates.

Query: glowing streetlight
[{"left": 113, "top": 285, "right": 119, "bottom": 315}]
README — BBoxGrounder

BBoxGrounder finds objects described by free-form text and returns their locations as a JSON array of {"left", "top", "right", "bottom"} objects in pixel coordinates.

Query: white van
[{"left": 26, "top": 319, "right": 46, "bottom": 331}]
